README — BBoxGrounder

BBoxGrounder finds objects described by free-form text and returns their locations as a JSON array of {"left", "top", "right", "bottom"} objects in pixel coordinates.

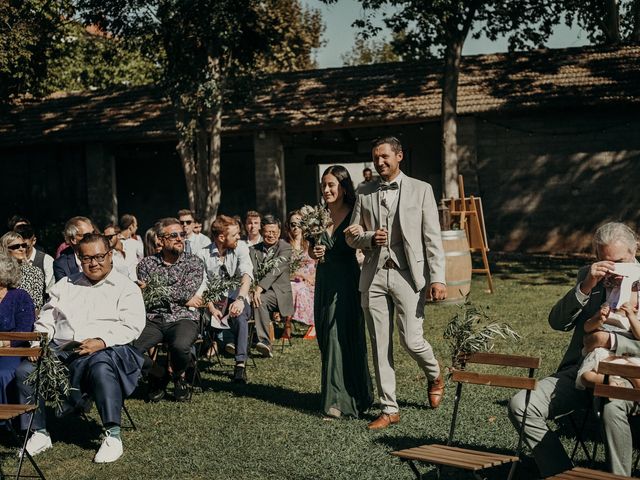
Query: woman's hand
[
  {"left": 207, "top": 302, "right": 223, "bottom": 320},
  {"left": 311, "top": 245, "right": 326, "bottom": 261}
]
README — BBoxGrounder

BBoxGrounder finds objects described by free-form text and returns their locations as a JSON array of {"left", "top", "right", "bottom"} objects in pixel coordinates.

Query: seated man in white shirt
[
  {"left": 178, "top": 209, "right": 211, "bottom": 255},
  {"left": 15, "top": 234, "right": 146, "bottom": 464}
]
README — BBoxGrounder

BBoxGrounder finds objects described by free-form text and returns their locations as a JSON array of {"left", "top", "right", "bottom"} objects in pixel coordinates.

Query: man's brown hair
[{"left": 211, "top": 215, "right": 238, "bottom": 238}]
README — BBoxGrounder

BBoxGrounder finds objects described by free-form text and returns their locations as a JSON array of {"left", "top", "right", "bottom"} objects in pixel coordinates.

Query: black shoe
[
  {"left": 148, "top": 387, "right": 166, "bottom": 403},
  {"left": 174, "top": 379, "right": 191, "bottom": 402},
  {"left": 233, "top": 365, "right": 247, "bottom": 384}
]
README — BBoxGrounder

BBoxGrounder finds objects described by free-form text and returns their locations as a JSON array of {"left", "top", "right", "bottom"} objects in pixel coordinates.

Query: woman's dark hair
[{"left": 321, "top": 165, "right": 356, "bottom": 207}]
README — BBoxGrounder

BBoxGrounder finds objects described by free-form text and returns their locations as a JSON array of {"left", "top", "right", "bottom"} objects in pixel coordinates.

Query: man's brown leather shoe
[
  {"left": 367, "top": 413, "right": 400, "bottom": 430},
  {"left": 428, "top": 374, "right": 445, "bottom": 408}
]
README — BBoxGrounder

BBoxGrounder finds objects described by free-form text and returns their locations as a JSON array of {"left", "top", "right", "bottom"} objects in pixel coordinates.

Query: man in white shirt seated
[
  {"left": 15, "top": 233, "right": 146, "bottom": 464},
  {"left": 104, "top": 224, "right": 138, "bottom": 282}
]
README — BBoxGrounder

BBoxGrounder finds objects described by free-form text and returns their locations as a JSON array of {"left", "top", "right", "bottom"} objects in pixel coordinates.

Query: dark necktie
[{"left": 379, "top": 182, "right": 399, "bottom": 191}]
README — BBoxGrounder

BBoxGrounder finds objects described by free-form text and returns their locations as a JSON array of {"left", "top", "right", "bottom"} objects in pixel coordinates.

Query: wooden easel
[{"left": 446, "top": 176, "right": 494, "bottom": 293}]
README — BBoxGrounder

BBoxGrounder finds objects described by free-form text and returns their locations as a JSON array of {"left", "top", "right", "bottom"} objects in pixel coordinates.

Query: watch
[{"left": 236, "top": 295, "right": 247, "bottom": 304}]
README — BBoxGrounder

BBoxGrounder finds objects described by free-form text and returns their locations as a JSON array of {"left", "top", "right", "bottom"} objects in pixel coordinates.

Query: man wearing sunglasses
[
  {"left": 135, "top": 217, "right": 205, "bottom": 402},
  {"left": 178, "top": 209, "right": 211, "bottom": 255},
  {"left": 53, "top": 216, "right": 95, "bottom": 282},
  {"left": 16, "top": 233, "right": 145, "bottom": 463}
]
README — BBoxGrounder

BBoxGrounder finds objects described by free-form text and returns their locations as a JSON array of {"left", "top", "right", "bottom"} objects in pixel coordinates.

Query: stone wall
[{"left": 465, "top": 108, "right": 640, "bottom": 253}]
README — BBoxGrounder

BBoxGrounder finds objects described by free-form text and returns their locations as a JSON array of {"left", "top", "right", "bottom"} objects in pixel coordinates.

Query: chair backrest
[
  {"left": 594, "top": 357, "right": 640, "bottom": 403},
  {"left": 0, "top": 332, "right": 45, "bottom": 359},
  {"left": 448, "top": 352, "right": 541, "bottom": 453}
]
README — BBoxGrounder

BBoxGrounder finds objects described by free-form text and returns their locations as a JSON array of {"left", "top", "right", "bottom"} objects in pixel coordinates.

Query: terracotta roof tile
[{"left": 1, "top": 45, "right": 639, "bottom": 145}]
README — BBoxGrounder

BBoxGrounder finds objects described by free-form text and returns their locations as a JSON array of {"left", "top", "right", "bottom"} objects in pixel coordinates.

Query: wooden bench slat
[
  {"left": 452, "top": 371, "right": 537, "bottom": 390},
  {"left": 0, "top": 404, "right": 37, "bottom": 420},
  {"left": 0, "top": 347, "right": 42, "bottom": 357},
  {"left": 0, "top": 333, "right": 44, "bottom": 341},
  {"left": 593, "top": 384, "right": 640, "bottom": 403},
  {"left": 597, "top": 361, "right": 640, "bottom": 379},
  {"left": 548, "top": 467, "right": 639, "bottom": 479},
  {"left": 392, "top": 444, "right": 518, "bottom": 470},
  {"left": 466, "top": 352, "right": 541, "bottom": 369}
]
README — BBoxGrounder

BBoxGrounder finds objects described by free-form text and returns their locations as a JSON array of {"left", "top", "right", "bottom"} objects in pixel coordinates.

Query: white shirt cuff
[
  {"left": 610, "top": 332, "right": 617, "bottom": 351},
  {"left": 574, "top": 284, "right": 590, "bottom": 305}
]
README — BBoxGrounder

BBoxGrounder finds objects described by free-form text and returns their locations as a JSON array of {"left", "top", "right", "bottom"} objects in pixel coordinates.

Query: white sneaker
[
  {"left": 23, "top": 431, "right": 52, "bottom": 457},
  {"left": 255, "top": 342, "right": 273, "bottom": 358},
  {"left": 93, "top": 432, "right": 123, "bottom": 463}
]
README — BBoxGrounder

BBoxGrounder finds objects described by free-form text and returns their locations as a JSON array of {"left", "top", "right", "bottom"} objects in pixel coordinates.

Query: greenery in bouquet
[
  {"left": 298, "top": 204, "right": 332, "bottom": 262},
  {"left": 443, "top": 299, "right": 520, "bottom": 371},
  {"left": 288, "top": 248, "right": 305, "bottom": 277},
  {"left": 253, "top": 249, "right": 286, "bottom": 290},
  {"left": 142, "top": 272, "right": 171, "bottom": 310},
  {"left": 202, "top": 274, "right": 241, "bottom": 305},
  {"left": 25, "top": 339, "right": 73, "bottom": 413}
]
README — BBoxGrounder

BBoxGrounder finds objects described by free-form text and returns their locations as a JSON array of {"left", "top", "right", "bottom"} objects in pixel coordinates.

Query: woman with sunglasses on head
[
  {"left": 143, "top": 228, "right": 162, "bottom": 257},
  {"left": 0, "top": 232, "right": 45, "bottom": 312},
  {"left": 285, "top": 210, "right": 316, "bottom": 338},
  {"left": 0, "top": 253, "right": 36, "bottom": 405}
]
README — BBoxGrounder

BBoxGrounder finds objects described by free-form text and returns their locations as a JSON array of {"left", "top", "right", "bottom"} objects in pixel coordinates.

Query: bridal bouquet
[{"left": 299, "top": 204, "right": 333, "bottom": 263}]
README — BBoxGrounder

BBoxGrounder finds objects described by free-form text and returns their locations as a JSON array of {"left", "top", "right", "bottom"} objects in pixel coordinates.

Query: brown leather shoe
[
  {"left": 367, "top": 413, "right": 400, "bottom": 430},
  {"left": 428, "top": 373, "right": 445, "bottom": 409}
]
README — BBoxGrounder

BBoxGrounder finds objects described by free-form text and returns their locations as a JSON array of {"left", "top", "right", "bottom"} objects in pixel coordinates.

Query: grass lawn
[{"left": 1, "top": 258, "right": 601, "bottom": 479}]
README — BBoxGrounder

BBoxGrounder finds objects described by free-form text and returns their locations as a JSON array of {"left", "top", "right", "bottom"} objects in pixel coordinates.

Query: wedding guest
[
  {"left": 14, "top": 223, "right": 55, "bottom": 294},
  {"left": 249, "top": 215, "right": 293, "bottom": 358},
  {"left": 119, "top": 214, "right": 144, "bottom": 262},
  {"left": 7, "top": 215, "right": 30, "bottom": 231},
  {"left": 0, "top": 254, "right": 36, "bottom": 405},
  {"left": 285, "top": 211, "right": 315, "bottom": 333},
  {"left": 509, "top": 222, "right": 640, "bottom": 477},
  {"left": 16, "top": 233, "right": 145, "bottom": 463},
  {"left": 345, "top": 137, "right": 447, "bottom": 429},
  {"left": 53, "top": 216, "right": 94, "bottom": 281},
  {"left": 244, "top": 211, "right": 262, "bottom": 246},
  {"left": 310, "top": 166, "right": 373, "bottom": 419},
  {"left": 195, "top": 215, "right": 253, "bottom": 383},
  {"left": 143, "top": 228, "right": 162, "bottom": 257},
  {"left": 178, "top": 209, "right": 211, "bottom": 255},
  {"left": 193, "top": 216, "right": 203, "bottom": 235},
  {"left": 135, "top": 218, "right": 205, "bottom": 402},
  {"left": 0, "top": 232, "right": 45, "bottom": 311},
  {"left": 103, "top": 224, "right": 137, "bottom": 282},
  {"left": 356, "top": 167, "right": 374, "bottom": 191},
  {"left": 234, "top": 215, "right": 247, "bottom": 239}
]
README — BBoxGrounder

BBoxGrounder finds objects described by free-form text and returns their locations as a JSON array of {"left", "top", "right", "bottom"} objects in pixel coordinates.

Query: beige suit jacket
[{"left": 346, "top": 175, "right": 446, "bottom": 292}]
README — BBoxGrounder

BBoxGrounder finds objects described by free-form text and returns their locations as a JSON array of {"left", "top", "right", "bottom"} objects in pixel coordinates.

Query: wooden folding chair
[
  {"left": 549, "top": 356, "right": 640, "bottom": 479},
  {"left": 0, "top": 332, "right": 46, "bottom": 480},
  {"left": 391, "top": 352, "right": 541, "bottom": 480}
]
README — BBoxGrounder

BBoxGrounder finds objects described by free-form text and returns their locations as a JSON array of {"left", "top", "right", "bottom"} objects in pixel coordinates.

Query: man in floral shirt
[{"left": 135, "top": 217, "right": 205, "bottom": 402}]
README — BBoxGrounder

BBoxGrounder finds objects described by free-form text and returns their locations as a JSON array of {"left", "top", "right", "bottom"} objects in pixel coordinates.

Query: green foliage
[
  {"left": 443, "top": 299, "right": 521, "bottom": 370},
  {"left": 253, "top": 249, "right": 286, "bottom": 290},
  {"left": 0, "top": 0, "right": 72, "bottom": 100},
  {"left": 563, "top": 0, "right": 640, "bottom": 44},
  {"left": 24, "top": 341, "right": 73, "bottom": 413},
  {"left": 341, "top": 33, "right": 403, "bottom": 66},
  {"left": 142, "top": 272, "right": 171, "bottom": 311},
  {"left": 46, "top": 22, "right": 160, "bottom": 93},
  {"left": 202, "top": 274, "right": 241, "bottom": 305},
  {"left": 288, "top": 248, "right": 305, "bottom": 276}
]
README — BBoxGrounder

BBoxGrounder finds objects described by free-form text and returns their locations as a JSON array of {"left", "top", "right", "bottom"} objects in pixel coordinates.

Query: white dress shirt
[
  {"left": 378, "top": 171, "right": 404, "bottom": 212},
  {"left": 196, "top": 241, "right": 254, "bottom": 296},
  {"left": 35, "top": 269, "right": 145, "bottom": 347},
  {"left": 187, "top": 232, "right": 212, "bottom": 255},
  {"left": 28, "top": 248, "right": 55, "bottom": 293}
]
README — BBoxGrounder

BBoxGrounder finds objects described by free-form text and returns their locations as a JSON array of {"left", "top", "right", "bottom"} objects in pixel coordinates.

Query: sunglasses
[
  {"left": 163, "top": 231, "right": 187, "bottom": 239},
  {"left": 104, "top": 234, "right": 117, "bottom": 240},
  {"left": 79, "top": 252, "right": 110, "bottom": 264},
  {"left": 289, "top": 222, "right": 301, "bottom": 228},
  {"left": 180, "top": 220, "right": 193, "bottom": 225},
  {"left": 8, "top": 243, "right": 28, "bottom": 250}
]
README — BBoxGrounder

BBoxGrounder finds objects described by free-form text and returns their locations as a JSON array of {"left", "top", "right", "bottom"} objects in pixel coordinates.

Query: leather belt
[{"left": 382, "top": 259, "right": 397, "bottom": 269}]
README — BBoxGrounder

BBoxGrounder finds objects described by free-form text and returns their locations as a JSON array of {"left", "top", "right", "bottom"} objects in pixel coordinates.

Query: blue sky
[{"left": 301, "top": 0, "right": 590, "bottom": 68}]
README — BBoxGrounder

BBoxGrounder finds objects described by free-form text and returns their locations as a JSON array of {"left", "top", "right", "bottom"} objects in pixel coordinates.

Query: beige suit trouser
[{"left": 361, "top": 266, "right": 440, "bottom": 414}]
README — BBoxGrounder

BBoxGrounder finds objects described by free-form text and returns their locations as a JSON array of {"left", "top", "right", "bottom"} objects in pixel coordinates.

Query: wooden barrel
[{"left": 428, "top": 230, "right": 472, "bottom": 304}]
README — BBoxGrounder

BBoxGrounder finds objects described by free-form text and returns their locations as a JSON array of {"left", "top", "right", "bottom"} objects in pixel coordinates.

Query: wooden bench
[{"left": 391, "top": 352, "right": 541, "bottom": 480}]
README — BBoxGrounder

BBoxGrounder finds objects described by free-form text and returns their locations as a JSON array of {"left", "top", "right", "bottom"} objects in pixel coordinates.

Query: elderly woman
[
  {"left": 0, "top": 232, "right": 45, "bottom": 311},
  {"left": 0, "top": 253, "right": 35, "bottom": 403}
]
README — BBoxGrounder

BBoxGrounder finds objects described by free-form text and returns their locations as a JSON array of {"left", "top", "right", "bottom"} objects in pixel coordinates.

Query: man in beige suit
[{"left": 345, "top": 136, "right": 447, "bottom": 430}]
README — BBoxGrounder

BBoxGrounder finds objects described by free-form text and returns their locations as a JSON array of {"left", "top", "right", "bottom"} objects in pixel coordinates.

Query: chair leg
[
  {"left": 12, "top": 422, "right": 46, "bottom": 480},
  {"left": 122, "top": 403, "right": 137, "bottom": 431},
  {"left": 569, "top": 410, "right": 593, "bottom": 463},
  {"left": 406, "top": 460, "right": 422, "bottom": 480}
]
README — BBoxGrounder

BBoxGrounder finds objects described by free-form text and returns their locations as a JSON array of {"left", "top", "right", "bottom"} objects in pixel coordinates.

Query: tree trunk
[
  {"left": 204, "top": 106, "right": 222, "bottom": 232},
  {"left": 175, "top": 100, "right": 198, "bottom": 213},
  {"left": 440, "top": 38, "right": 464, "bottom": 199},
  {"left": 631, "top": 0, "right": 640, "bottom": 42},
  {"left": 604, "top": 0, "right": 621, "bottom": 43}
]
